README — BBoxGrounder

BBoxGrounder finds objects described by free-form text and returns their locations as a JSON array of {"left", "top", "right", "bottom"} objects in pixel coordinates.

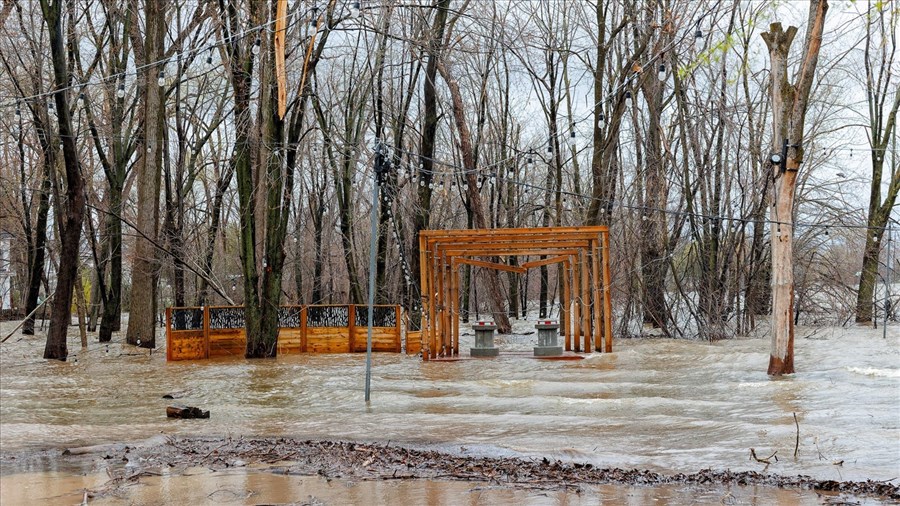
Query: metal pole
[{"left": 365, "top": 143, "right": 384, "bottom": 403}]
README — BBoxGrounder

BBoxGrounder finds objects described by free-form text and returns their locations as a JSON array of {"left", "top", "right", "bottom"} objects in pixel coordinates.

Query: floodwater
[{"left": 1, "top": 320, "right": 898, "bottom": 504}]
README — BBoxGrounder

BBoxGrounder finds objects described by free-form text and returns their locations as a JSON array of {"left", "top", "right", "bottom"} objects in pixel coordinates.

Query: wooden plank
[
  {"left": 520, "top": 255, "right": 570, "bottom": 270},
  {"left": 453, "top": 257, "right": 527, "bottom": 274},
  {"left": 441, "top": 248, "right": 583, "bottom": 257},
  {"left": 420, "top": 225, "right": 609, "bottom": 238},
  {"left": 406, "top": 330, "right": 422, "bottom": 354}
]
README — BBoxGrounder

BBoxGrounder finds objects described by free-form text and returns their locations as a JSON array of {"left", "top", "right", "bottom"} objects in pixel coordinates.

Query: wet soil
[{"left": 4, "top": 436, "right": 897, "bottom": 503}]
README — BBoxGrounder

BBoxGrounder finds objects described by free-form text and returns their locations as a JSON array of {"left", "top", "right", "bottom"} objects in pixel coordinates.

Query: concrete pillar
[
  {"left": 470, "top": 321, "right": 499, "bottom": 357},
  {"left": 534, "top": 320, "right": 562, "bottom": 356}
]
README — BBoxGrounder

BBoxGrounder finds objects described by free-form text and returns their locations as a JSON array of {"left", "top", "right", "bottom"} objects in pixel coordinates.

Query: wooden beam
[
  {"left": 521, "top": 255, "right": 570, "bottom": 270},
  {"left": 453, "top": 257, "right": 527, "bottom": 274},
  {"left": 420, "top": 225, "right": 609, "bottom": 238}
]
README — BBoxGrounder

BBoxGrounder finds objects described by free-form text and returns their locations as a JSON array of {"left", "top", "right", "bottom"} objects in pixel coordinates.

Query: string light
[
  {"left": 657, "top": 63, "right": 666, "bottom": 81},
  {"left": 157, "top": 71, "right": 166, "bottom": 87},
  {"left": 624, "top": 90, "right": 633, "bottom": 106},
  {"left": 116, "top": 82, "right": 126, "bottom": 98},
  {"left": 252, "top": 37, "right": 261, "bottom": 55}
]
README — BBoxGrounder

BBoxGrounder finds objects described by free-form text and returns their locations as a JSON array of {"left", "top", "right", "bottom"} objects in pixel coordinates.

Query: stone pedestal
[
  {"left": 470, "top": 321, "right": 499, "bottom": 357},
  {"left": 534, "top": 321, "right": 563, "bottom": 356}
]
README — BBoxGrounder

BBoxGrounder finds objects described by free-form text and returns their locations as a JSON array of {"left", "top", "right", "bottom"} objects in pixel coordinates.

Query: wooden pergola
[{"left": 418, "top": 226, "right": 613, "bottom": 360}]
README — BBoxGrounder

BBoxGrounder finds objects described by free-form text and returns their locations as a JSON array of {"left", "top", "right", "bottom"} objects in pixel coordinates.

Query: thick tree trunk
[
  {"left": 41, "top": 0, "right": 85, "bottom": 360},
  {"left": 639, "top": 53, "right": 669, "bottom": 332},
  {"left": 438, "top": 62, "right": 513, "bottom": 333},
  {"left": 761, "top": 1, "right": 828, "bottom": 375},
  {"left": 99, "top": 187, "right": 122, "bottom": 342},
  {"left": 412, "top": 0, "right": 450, "bottom": 315},
  {"left": 126, "top": 0, "right": 166, "bottom": 348}
]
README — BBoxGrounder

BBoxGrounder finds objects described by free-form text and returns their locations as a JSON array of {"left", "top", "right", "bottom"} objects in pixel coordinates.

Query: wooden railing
[{"left": 166, "top": 304, "right": 404, "bottom": 361}]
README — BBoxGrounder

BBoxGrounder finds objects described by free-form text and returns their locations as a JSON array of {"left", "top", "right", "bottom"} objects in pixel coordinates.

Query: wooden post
[
  {"left": 348, "top": 304, "right": 356, "bottom": 352},
  {"left": 428, "top": 244, "right": 437, "bottom": 359},
  {"left": 602, "top": 231, "right": 613, "bottom": 352},
  {"left": 562, "top": 258, "right": 571, "bottom": 351},
  {"left": 166, "top": 307, "right": 172, "bottom": 361},
  {"left": 591, "top": 239, "right": 602, "bottom": 352},
  {"left": 581, "top": 248, "right": 591, "bottom": 352},
  {"left": 203, "top": 305, "right": 210, "bottom": 359},
  {"left": 572, "top": 254, "right": 581, "bottom": 352},
  {"left": 300, "top": 306, "right": 308, "bottom": 353},
  {"left": 419, "top": 234, "right": 429, "bottom": 361},
  {"left": 452, "top": 264, "right": 460, "bottom": 356},
  {"left": 395, "top": 305, "right": 402, "bottom": 352}
]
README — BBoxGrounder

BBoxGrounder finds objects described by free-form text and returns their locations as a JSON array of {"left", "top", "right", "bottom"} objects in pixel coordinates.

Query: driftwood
[{"left": 166, "top": 405, "right": 209, "bottom": 419}]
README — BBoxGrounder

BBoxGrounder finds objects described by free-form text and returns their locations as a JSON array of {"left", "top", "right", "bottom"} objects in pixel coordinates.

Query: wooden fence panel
[{"left": 165, "top": 304, "right": 404, "bottom": 361}]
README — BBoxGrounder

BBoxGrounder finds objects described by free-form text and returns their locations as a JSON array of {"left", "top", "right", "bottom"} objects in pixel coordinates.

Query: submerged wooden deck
[{"left": 166, "top": 304, "right": 406, "bottom": 361}]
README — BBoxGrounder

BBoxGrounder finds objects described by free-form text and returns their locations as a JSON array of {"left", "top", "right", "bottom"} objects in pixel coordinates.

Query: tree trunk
[
  {"left": 854, "top": 7, "right": 900, "bottom": 324},
  {"left": 21, "top": 139, "right": 52, "bottom": 336},
  {"left": 437, "top": 62, "right": 513, "bottom": 333},
  {"left": 761, "top": 1, "right": 828, "bottom": 375},
  {"left": 412, "top": 0, "right": 450, "bottom": 315},
  {"left": 99, "top": 186, "right": 122, "bottom": 342},
  {"left": 41, "top": 0, "right": 86, "bottom": 360},
  {"left": 126, "top": 0, "right": 166, "bottom": 348}
]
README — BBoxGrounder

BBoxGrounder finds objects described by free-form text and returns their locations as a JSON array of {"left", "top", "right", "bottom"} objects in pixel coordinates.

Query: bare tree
[
  {"left": 854, "top": 2, "right": 899, "bottom": 324},
  {"left": 761, "top": 0, "right": 829, "bottom": 375}
]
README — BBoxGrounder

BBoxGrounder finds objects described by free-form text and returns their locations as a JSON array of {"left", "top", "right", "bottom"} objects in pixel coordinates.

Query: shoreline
[{"left": 3, "top": 435, "right": 898, "bottom": 502}]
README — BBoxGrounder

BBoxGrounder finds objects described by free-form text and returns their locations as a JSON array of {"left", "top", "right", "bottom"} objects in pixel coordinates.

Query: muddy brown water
[{"left": 1, "top": 322, "right": 898, "bottom": 504}]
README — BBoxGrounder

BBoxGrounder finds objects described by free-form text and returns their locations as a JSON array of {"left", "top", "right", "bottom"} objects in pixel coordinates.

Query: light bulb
[
  {"left": 657, "top": 63, "right": 666, "bottom": 81},
  {"left": 252, "top": 38, "right": 261, "bottom": 55},
  {"left": 206, "top": 54, "right": 213, "bottom": 65},
  {"left": 599, "top": 112, "right": 605, "bottom": 123},
  {"left": 157, "top": 71, "right": 165, "bottom": 87},
  {"left": 352, "top": 1, "right": 361, "bottom": 17},
  {"left": 624, "top": 90, "right": 633, "bottom": 106},
  {"left": 117, "top": 83, "right": 125, "bottom": 98},
  {"left": 15, "top": 107, "right": 20, "bottom": 118},
  {"left": 47, "top": 100, "right": 54, "bottom": 112}
]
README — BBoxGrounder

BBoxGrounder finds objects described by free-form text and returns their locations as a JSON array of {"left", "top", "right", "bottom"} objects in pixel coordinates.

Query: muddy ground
[{"left": 3, "top": 436, "right": 897, "bottom": 503}]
